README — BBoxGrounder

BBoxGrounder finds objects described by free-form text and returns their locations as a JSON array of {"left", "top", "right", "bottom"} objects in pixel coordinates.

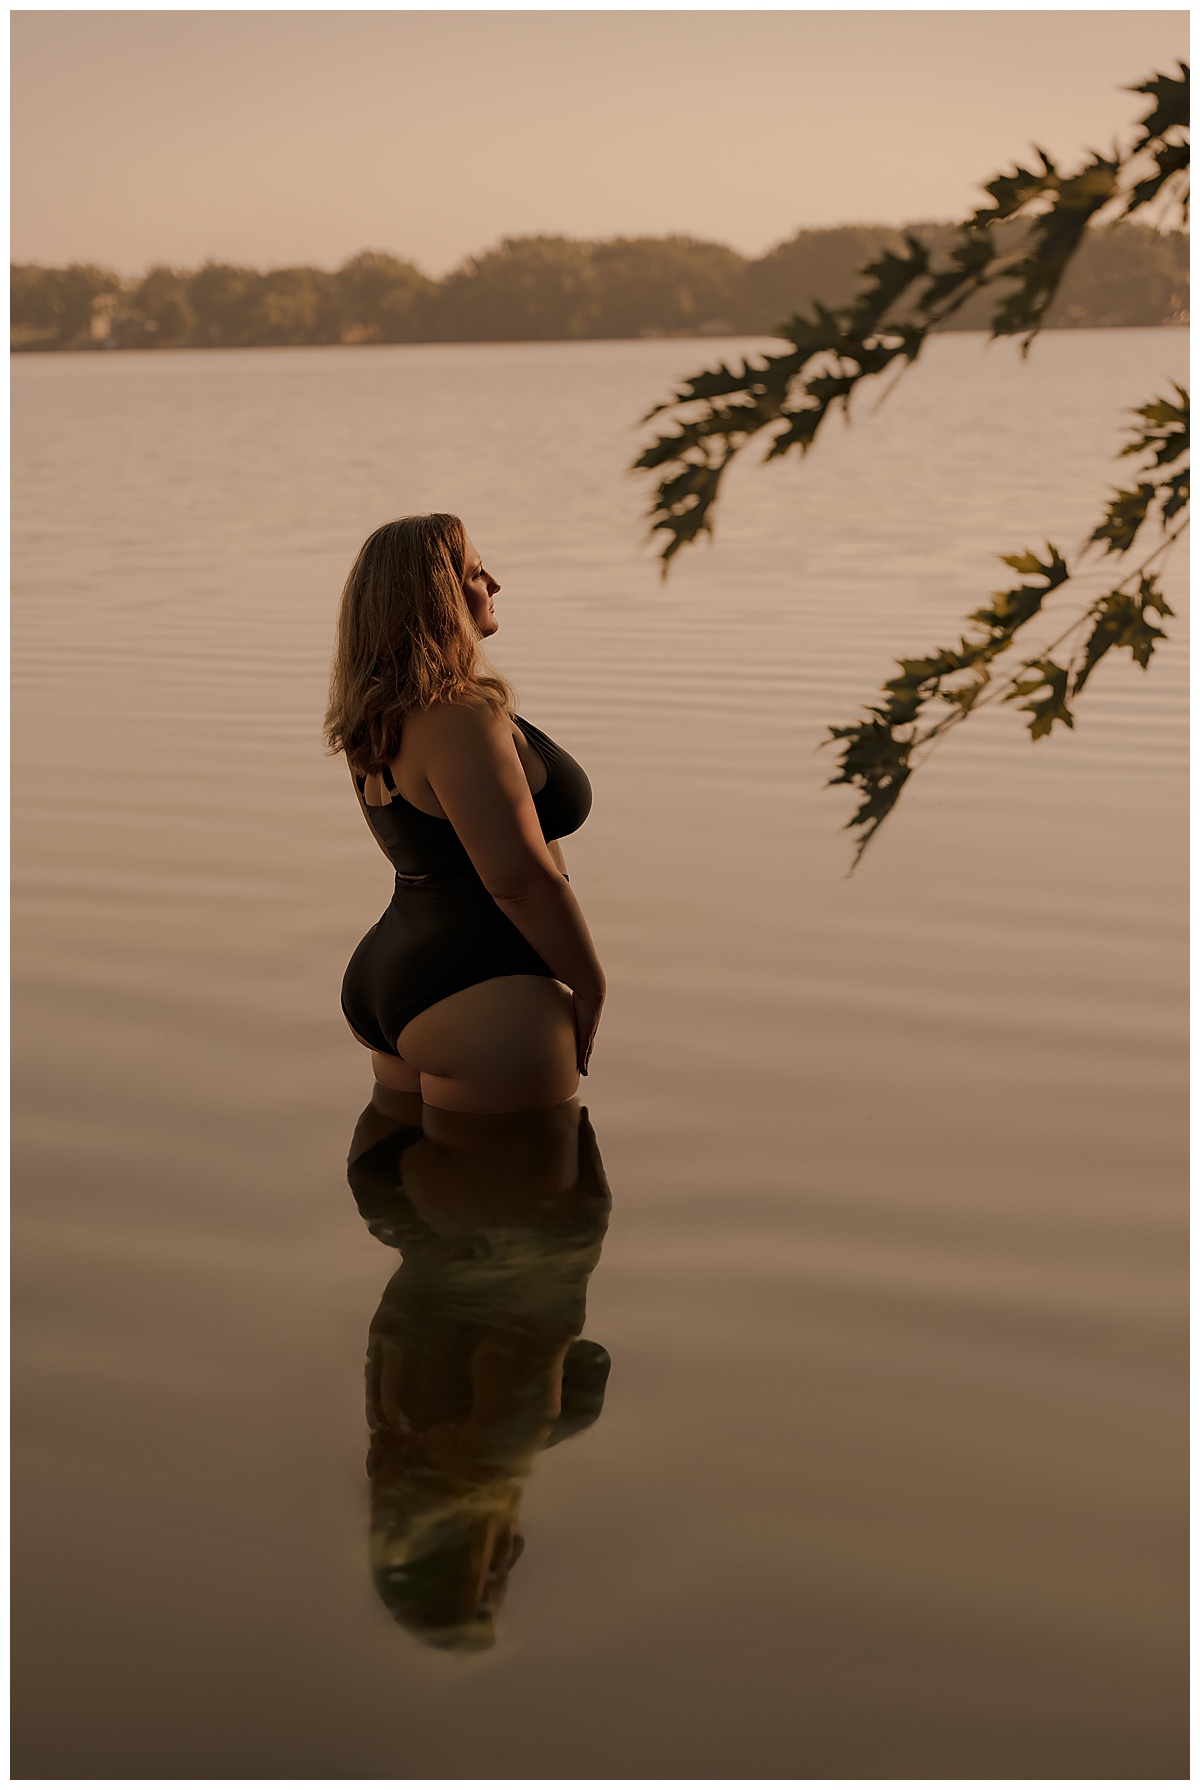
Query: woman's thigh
[{"left": 396, "top": 975, "right": 578, "bottom": 1113}]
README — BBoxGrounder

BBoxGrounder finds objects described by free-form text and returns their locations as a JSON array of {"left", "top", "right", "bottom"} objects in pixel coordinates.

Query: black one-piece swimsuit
[{"left": 341, "top": 716, "right": 592, "bottom": 1057}]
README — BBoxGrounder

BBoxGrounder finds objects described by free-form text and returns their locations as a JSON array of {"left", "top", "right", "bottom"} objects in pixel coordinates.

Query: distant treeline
[{"left": 11, "top": 223, "right": 1189, "bottom": 352}]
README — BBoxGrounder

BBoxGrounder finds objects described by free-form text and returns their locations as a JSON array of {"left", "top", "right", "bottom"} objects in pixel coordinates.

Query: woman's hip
[
  {"left": 395, "top": 974, "right": 578, "bottom": 1113},
  {"left": 340, "top": 898, "right": 562, "bottom": 1058}
]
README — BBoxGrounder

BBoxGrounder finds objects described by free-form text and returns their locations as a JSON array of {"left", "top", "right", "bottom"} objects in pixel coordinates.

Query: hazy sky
[{"left": 12, "top": 9, "right": 1190, "bottom": 275}]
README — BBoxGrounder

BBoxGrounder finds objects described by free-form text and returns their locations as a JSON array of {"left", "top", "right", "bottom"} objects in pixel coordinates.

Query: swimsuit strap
[{"left": 355, "top": 765, "right": 399, "bottom": 802}]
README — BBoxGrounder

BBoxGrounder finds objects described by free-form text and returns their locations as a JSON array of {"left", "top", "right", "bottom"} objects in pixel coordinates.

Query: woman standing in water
[{"left": 325, "top": 513, "right": 604, "bottom": 1112}]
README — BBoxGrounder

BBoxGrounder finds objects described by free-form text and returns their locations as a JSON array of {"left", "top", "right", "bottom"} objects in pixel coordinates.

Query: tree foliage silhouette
[{"left": 635, "top": 66, "right": 1189, "bottom": 865}]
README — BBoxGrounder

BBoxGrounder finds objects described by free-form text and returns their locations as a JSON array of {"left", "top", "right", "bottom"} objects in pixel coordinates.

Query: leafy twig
[
  {"left": 631, "top": 63, "right": 1189, "bottom": 865},
  {"left": 826, "top": 472, "right": 1187, "bottom": 869}
]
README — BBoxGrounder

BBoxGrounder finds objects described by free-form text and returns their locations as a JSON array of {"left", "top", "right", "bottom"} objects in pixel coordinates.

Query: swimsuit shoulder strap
[{"left": 353, "top": 764, "right": 399, "bottom": 804}]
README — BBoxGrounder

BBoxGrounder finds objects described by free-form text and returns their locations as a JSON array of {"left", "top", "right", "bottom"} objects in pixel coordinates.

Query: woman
[{"left": 325, "top": 512, "right": 605, "bottom": 1113}]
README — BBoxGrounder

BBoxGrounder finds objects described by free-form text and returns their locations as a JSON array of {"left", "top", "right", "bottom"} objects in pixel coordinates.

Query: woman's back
[{"left": 352, "top": 712, "right": 592, "bottom": 883}]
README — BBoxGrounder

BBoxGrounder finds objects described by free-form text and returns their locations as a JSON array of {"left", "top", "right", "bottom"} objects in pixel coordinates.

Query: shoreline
[{"left": 10, "top": 317, "right": 1190, "bottom": 356}]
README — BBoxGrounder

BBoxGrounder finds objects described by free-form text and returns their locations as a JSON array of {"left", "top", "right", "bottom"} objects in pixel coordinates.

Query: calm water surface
[{"left": 12, "top": 331, "right": 1188, "bottom": 1776}]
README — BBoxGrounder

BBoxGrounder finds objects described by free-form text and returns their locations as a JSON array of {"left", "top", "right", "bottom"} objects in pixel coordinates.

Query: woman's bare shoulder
[
  {"left": 405, "top": 696, "right": 514, "bottom": 755},
  {"left": 409, "top": 692, "right": 508, "bottom": 727}
]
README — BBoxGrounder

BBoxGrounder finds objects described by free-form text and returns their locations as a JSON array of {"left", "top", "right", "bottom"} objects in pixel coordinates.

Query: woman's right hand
[{"left": 572, "top": 989, "right": 604, "bottom": 1076}]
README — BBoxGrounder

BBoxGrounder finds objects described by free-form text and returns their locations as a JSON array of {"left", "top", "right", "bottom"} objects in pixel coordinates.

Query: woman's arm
[{"left": 418, "top": 702, "right": 604, "bottom": 1005}]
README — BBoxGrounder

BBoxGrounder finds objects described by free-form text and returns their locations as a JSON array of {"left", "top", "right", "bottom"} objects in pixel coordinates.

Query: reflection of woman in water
[
  {"left": 325, "top": 513, "right": 606, "bottom": 1113},
  {"left": 348, "top": 1089, "right": 611, "bottom": 1652}
]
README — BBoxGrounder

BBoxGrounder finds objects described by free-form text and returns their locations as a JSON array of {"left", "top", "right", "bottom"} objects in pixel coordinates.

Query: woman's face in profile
[{"left": 461, "top": 533, "right": 500, "bottom": 637}]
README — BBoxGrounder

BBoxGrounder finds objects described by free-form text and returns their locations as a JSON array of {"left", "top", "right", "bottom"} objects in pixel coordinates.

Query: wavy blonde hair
[{"left": 324, "top": 512, "right": 515, "bottom": 775}]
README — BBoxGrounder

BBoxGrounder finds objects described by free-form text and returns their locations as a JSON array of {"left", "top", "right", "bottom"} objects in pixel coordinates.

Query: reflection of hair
[
  {"left": 324, "top": 512, "right": 515, "bottom": 775},
  {"left": 370, "top": 1477, "right": 522, "bottom": 1654},
  {"left": 368, "top": 1338, "right": 609, "bottom": 1655}
]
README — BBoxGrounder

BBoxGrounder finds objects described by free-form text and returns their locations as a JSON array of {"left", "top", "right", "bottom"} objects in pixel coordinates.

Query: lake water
[{"left": 12, "top": 330, "right": 1188, "bottom": 1777}]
